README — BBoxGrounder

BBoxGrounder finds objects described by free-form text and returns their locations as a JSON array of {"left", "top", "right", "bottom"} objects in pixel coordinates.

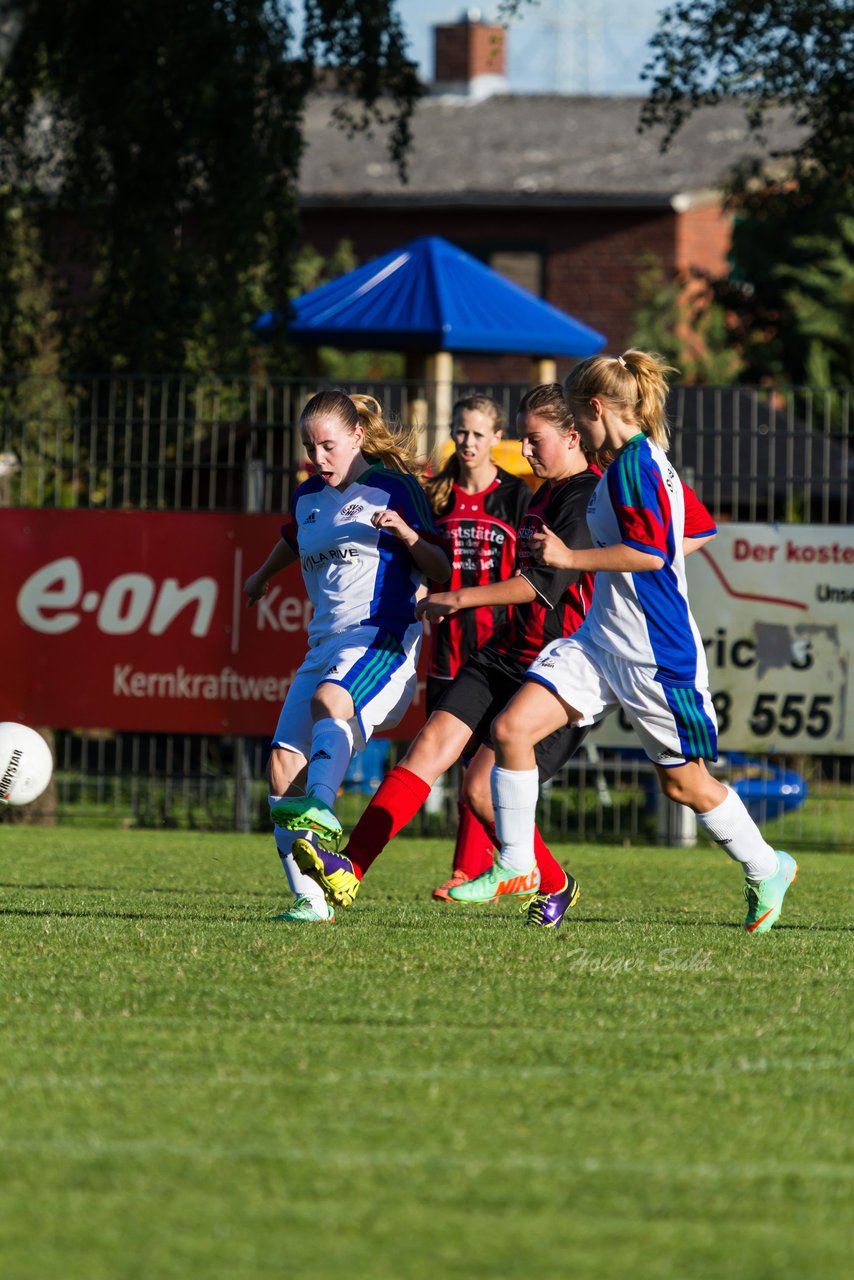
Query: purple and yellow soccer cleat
[
  {"left": 522, "top": 874, "right": 580, "bottom": 929},
  {"left": 292, "top": 837, "right": 361, "bottom": 908}
]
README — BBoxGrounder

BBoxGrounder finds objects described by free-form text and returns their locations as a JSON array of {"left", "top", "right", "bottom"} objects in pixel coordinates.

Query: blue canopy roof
[{"left": 252, "top": 235, "right": 606, "bottom": 357}]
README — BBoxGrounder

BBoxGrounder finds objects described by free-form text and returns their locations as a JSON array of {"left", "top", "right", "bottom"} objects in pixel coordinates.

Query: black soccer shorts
[{"left": 427, "top": 645, "right": 588, "bottom": 782}]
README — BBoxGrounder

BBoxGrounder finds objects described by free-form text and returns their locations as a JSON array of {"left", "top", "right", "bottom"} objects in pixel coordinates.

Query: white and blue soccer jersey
[
  {"left": 280, "top": 463, "right": 443, "bottom": 648},
  {"left": 581, "top": 434, "right": 714, "bottom": 684}
]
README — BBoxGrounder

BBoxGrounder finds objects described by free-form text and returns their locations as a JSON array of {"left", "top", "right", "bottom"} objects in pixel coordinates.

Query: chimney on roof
[{"left": 432, "top": 9, "right": 507, "bottom": 100}]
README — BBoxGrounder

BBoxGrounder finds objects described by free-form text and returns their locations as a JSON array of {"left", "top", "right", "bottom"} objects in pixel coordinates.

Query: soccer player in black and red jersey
[
  {"left": 290, "top": 384, "right": 599, "bottom": 928},
  {"left": 423, "top": 395, "right": 532, "bottom": 901}
]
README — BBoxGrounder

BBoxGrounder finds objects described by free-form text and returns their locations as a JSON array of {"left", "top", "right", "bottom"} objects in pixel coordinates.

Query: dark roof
[
  {"left": 299, "top": 94, "right": 805, "bottom": 208},
  {"left": 253, "top": 235, "right": 606, "bottom": 356}
]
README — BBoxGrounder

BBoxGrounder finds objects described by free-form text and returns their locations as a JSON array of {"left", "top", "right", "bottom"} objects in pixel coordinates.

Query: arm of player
[
  {"left": 682, "top": 481, "right": 716, "bottom": 556},
  {"left": 531, "top": 524, "right": 664, "bottom": 573},
  {"left": 416, "top": 575, "right": 536, "bottom": 624},
  {"left": 684, "top": 533, "right": 715, "bottom": 555},
  {"left": 243, "top": 539, "right": 298, "bottom": 607},
  {"left": 370, "top": 509, "right": 451, "bottom": 582}
]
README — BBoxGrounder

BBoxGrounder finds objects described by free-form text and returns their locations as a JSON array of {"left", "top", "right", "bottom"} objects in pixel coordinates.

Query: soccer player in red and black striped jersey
[
  {"left": 423, "top": 396, "right": 531, "bottom": 899},
  {"left": 291, "top": 385, "right": 600, "bottom": 928}
]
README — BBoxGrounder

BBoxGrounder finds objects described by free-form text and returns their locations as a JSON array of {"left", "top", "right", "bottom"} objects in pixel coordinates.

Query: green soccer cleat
[
  {"left": 271, "top": 895, "right": 335, "bottom": 924},
  {"left": 270, "top": 792, "right": 343, "bottom": 850},
  {"left": 292, "top": 837, "right": 361, "bottom": 909},
  {"left": 743, "top": 851, "right": 798, "bottom": 935},
  {"left": 448, "top": 862, "right": 540, "bottom": 904}
]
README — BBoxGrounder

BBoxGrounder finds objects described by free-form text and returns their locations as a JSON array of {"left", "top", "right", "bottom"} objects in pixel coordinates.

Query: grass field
[{"left": 1, "top": 828, "right": 851, "bottom": 1280}]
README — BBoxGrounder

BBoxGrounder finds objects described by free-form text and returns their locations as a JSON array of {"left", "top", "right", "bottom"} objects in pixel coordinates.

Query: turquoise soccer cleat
[
  {"left": 448, "top": 862, "right": 540, "bottom": 903},
  {"left": 743, "top": 851, "right": 798, "bottom": 935},
  {"left": 270, "top": 792, "right": 343, "bottom": 850},
  {"left": 271, "top": 895, "right": 335, "bottom": 924}
]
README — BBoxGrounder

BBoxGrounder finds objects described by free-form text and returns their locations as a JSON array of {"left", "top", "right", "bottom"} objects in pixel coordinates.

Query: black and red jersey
[
  {"left": 491, "top": 469, "right": 599, "bottom": 666},
  {"left": 429, "top": 466, "right": 531, "bottom": 679}
]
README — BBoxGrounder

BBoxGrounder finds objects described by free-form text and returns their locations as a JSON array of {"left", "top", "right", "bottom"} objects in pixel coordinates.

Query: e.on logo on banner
[
  {"left": 17, "top": 557, "right": 218, "bottom": 637},
  {"left": 1, "top": 510, "right": 316, "bottom": 734}
]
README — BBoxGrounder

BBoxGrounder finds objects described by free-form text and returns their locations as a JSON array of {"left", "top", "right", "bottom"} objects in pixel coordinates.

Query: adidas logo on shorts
[{"left": 310, "top": 748, "right": 332, "bottom": 763}]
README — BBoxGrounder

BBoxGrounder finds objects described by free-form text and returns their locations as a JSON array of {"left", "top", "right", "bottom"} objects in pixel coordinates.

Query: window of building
[
  {"left": 488, "top": 250, "right": 543, "bottom": 296},
  {"left": 462, "top": 241, "right": 546, "bottom": 296}
]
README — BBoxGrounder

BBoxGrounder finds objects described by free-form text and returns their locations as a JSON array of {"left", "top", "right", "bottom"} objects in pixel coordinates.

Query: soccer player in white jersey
[
  {"left": 243, "top": 390, "right": 450, "bottom": 923},
  {"left": 460, "top": 350, "right": 798, "bottom": 935}
]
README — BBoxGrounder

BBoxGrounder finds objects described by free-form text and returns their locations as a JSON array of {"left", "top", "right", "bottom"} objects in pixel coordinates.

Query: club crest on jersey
[
  {"left": 340, "top": 501, "right": 365, "bottom": 519},
  {"left": 518, "top": 517, "right": 542, "bottom": 541}
]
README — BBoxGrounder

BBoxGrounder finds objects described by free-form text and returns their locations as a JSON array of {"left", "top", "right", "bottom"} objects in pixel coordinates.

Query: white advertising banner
[{"left": 593, "top": 524, "right": 853, "bottom": 754}]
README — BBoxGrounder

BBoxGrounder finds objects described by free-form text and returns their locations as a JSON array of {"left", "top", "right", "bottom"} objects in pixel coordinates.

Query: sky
[{"left": 393, "top": 1, "right": 670, "bottom": 95}]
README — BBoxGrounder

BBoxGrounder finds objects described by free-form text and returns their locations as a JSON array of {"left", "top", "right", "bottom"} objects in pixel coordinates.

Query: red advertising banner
[{"left": 1, "top": 510, "right": 428, "bottom": 737}]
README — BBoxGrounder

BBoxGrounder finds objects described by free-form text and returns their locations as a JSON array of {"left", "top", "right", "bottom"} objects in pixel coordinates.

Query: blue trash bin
[
  {"left": 727, "top": 752, "right": 808, "bottom": 824},
  {"left": 342, "top": 739, "right": 391, "bottom": 793}
]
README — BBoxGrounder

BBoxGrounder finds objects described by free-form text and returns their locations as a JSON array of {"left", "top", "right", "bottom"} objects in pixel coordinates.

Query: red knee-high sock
[
  {"left": 346, "top": 765, "right": 432, "bottom": 878},
  {"left": 481, "top": 819, "right": 568, "bottom": 894},
  {"left": 453, "top": 801, "right": 494, "bottom": 878}
]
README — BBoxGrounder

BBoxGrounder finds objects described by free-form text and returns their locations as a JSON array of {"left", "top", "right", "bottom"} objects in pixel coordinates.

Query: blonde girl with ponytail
[
  {"left": 459, "top": 350, "right": 798, "bottom": 935},
  {"left": 242, "top": 388, "right": 450, "bottom": 923}
]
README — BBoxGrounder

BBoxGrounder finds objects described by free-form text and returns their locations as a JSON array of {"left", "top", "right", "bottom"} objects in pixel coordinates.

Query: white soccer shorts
[
  {"left": 271, "top": 623, "right": 421, "bottom": 757},
  {"left": 526, "top": 632, "right": 718, "bottom": 766}
]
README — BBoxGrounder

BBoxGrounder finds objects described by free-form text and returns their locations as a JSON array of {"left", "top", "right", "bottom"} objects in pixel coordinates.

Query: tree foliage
[
  {"left": 630, "top": 252, "right": 743, "bottom": 385},
  {"left": 777, "top": 214, "right": 854, "bottom": 391},
  {"left": 640, "top": 1, "right": 854, "bottom": 386},
  {"left": 0, "top": 1, "right": 420, "bottom": 374},
  {"left": 711, "top": 173, "right": 851, "bottom": 383},
  {"left": 639, "top": 1, "right": 854, "bottom": 185}
]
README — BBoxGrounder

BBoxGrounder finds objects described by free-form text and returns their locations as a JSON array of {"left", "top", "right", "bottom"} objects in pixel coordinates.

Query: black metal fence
[{"left": 2, "top": 373, "right": 852, "bottom": 847}]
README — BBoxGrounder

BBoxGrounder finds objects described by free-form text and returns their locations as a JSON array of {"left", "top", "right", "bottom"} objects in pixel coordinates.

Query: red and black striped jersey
[
  {"left": 491, "top": 469, "right": 599, "bottom": 666},
  {"left": 428, "top": 467, "right": 532, "bottom": 679}
]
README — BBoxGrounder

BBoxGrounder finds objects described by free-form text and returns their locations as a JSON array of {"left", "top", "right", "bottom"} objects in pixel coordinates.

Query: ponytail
[{"left": 564, "top": 349, "right": 677, "bottom": 450}]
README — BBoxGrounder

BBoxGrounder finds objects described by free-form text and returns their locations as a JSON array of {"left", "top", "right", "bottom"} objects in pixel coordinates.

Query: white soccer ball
[{"left": 0, "top": 722, "right": 54, "bottom": 806}]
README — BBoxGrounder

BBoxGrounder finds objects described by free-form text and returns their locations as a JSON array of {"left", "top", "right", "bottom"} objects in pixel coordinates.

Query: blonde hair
[
  {"left": 300, "top": 389, "right": 422, "bottom": 474},
  {"left": 425, "top": 394, "right": 505, "bottom": 516},
  {"left": 563, "top": 350, "right": 677, "bottom": 450}
]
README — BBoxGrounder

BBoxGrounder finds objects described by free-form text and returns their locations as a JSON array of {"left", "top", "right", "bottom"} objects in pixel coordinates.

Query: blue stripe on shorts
[
  {"left": 661, "top": 681, "right": 718, "bottom": 761},
  {"left": 339, "top": 631, "right": 408, "bottom": 712}
]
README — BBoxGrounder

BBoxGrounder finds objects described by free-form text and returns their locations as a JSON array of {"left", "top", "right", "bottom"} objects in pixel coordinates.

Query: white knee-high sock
[
  {"left": 273, "top": 822, "right": 328, "bottom": 911},
  {"left": 490, "top": 765, "right": 540, "bottom": 872},
  {"left": 307, "top": 717, "right": 354, "bottom": 808},
  {"left": 696, "top": 785, "right": 778, "bottom": 881}
]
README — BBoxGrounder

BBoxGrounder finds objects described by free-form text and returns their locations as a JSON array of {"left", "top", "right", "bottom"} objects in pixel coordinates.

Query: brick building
[{"left": 298, "top": 15, "right": 801, "bottom": 380}]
